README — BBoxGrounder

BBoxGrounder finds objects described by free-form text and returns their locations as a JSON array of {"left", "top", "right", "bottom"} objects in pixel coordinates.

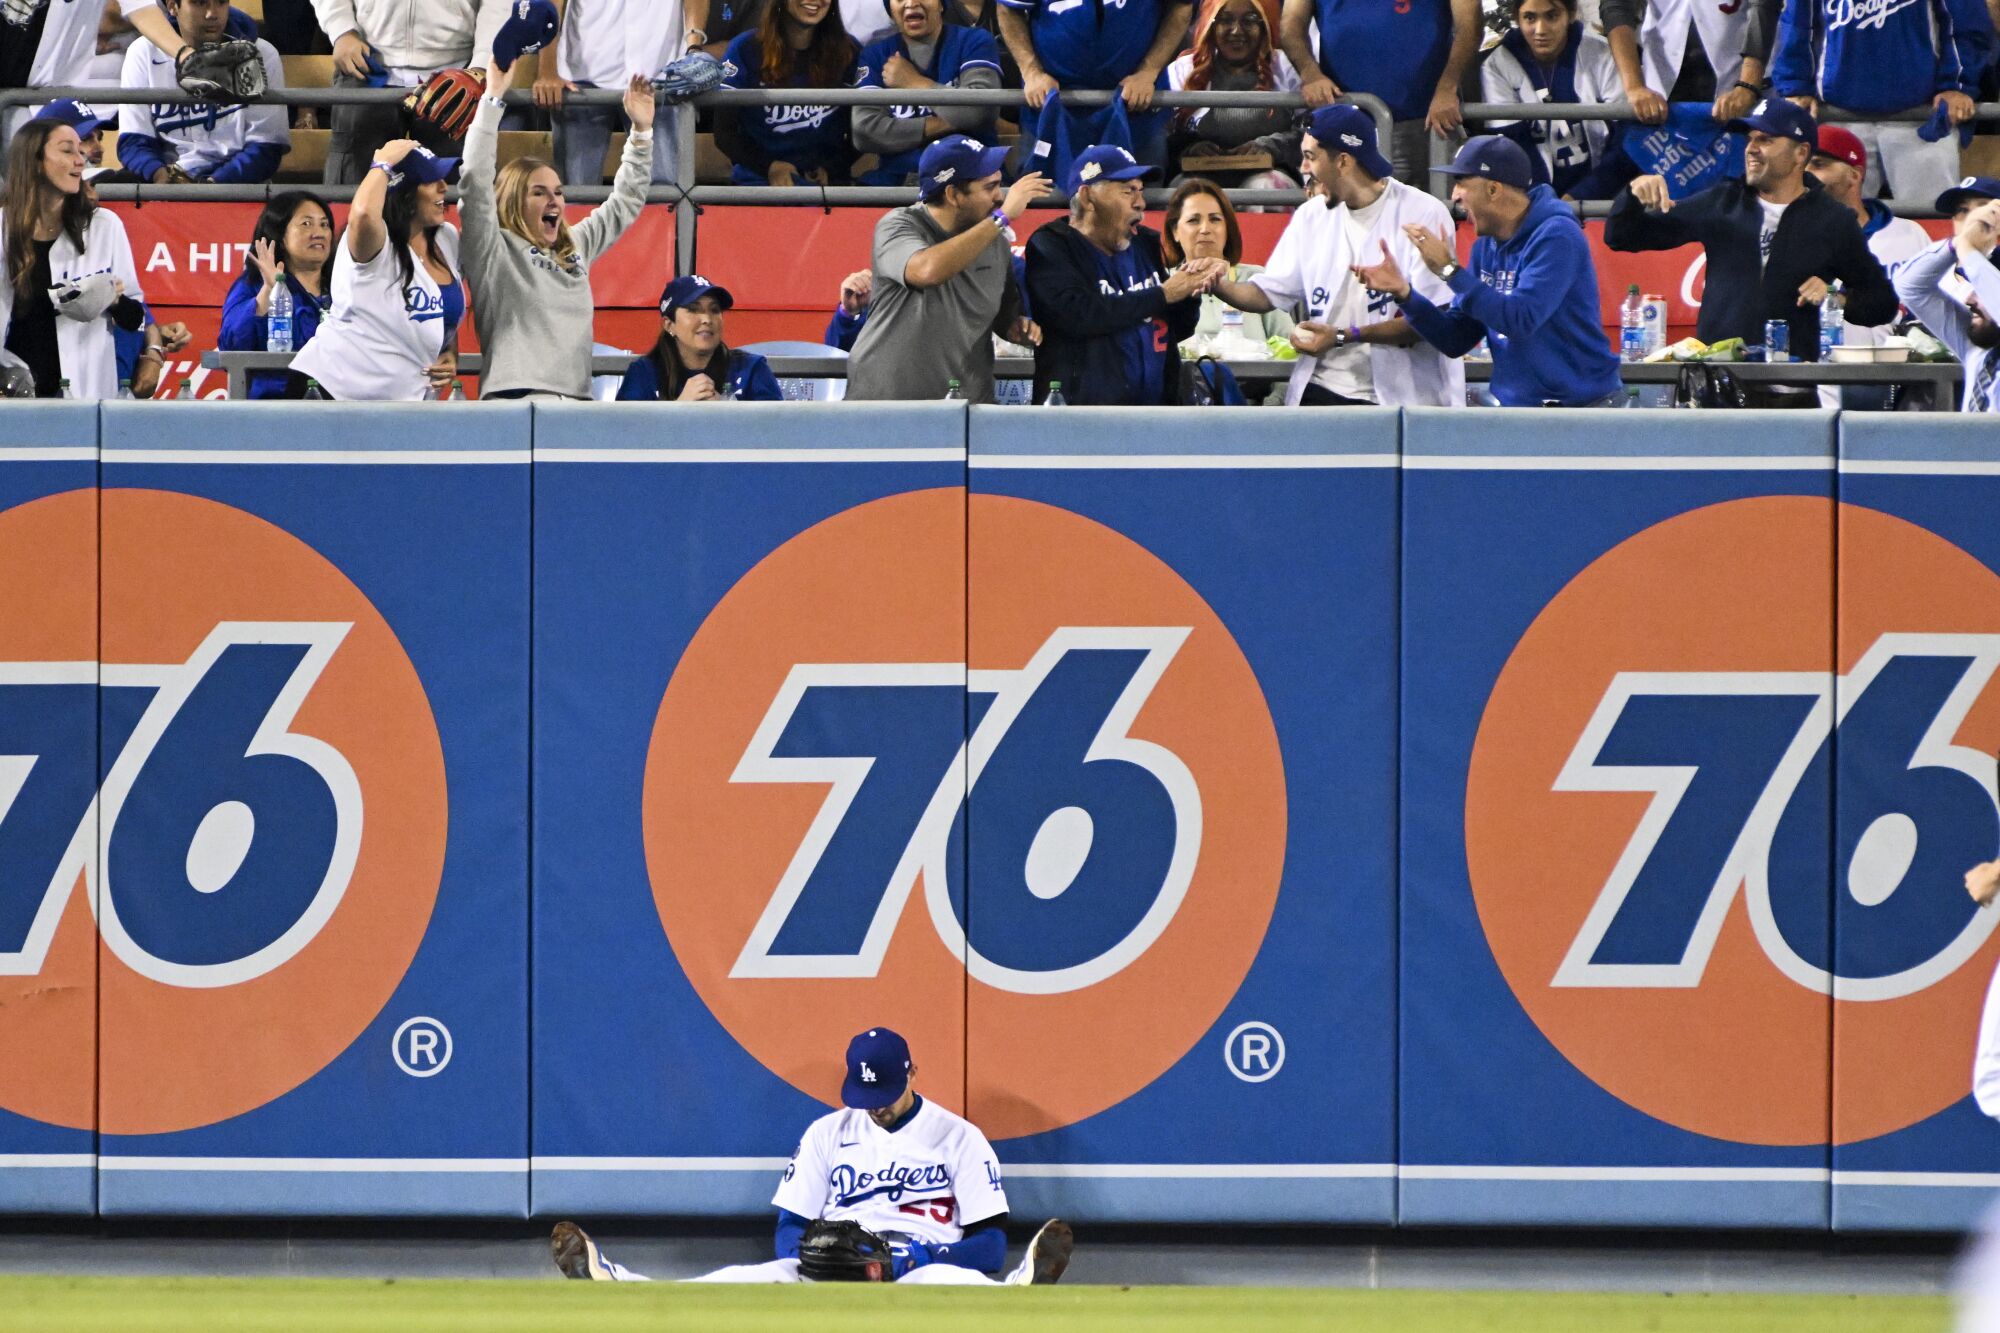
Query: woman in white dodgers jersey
[
  {"left": 289, "top": 141, "right": 464, "bottom": 400},
  {"left": 549, "top": 1028, "right": 1074, "bottom": 1286}
]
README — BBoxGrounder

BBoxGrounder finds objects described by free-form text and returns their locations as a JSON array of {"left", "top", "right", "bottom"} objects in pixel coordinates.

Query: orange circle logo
[
  {"left": 1468, "top": 497, "right": 2000, "bottom": 1145},
  {"left": 644, "top": 489, "right": 1285, "bottom": 1139},
  {"left": 0, "top": 488, "right": 446, "bottom": 1134}
]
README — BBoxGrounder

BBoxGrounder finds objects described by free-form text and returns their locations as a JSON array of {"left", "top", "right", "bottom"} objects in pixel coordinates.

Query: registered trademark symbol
[
  {"left": 1224, "top": 1021, "right": 1284, "bottom": 1083},
  {"left": 392, "top": 1016, "right": 452, "bottom": 1078}
]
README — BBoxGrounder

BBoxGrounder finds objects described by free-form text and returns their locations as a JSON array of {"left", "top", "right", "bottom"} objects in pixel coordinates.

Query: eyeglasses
[{"left": 1211, "top": 11, "right": 1265, "bottom": 30}]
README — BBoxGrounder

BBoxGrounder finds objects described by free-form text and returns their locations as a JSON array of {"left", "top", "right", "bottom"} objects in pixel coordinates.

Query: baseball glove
[
  {"left": 403, "top": 68, "right": 484, "bottom": 147},
  {"left": 796, "top": 1219, "right": 893, "bottom": 1282},
  {"left": 651, "top": 52, "right": 726, "bottom": 104},
  {"left": 176, "top": 40, "right": 265, "bottom": 104}
]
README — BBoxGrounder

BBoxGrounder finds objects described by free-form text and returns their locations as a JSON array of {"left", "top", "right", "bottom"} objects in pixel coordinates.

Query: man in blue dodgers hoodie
[
  {"left": 1771, "top": 0, "right": 1994, "bottom": 206},
  {"left": 1352, "top": 135, "right": 1621, "bottom": 406}
]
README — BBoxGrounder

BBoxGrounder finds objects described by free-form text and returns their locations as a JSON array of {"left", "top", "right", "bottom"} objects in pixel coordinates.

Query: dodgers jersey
[
  {"left": 773, "top": 1097, "right": 1007, "bottom": 1247},
  {"left": 291, "top": 224, "right": 461, "bottom": 402},
  {"left": 119, "top": 34, "right": 288, "bottom": 178}
]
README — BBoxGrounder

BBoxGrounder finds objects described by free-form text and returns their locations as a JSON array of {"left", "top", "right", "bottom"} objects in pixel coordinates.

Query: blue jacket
[
  {"left": 1773, "top": 0, "right": 1994, "bottom": 114},
  {"left": 994, "top": 0, "right": 1169, "bottom": 91},
  {"left": 1310, "top": 0, "right": 1454, "bottom": 123},
  {"left": 718, "top": 33, "right": 857, "bottom": 182},
  {"left": 1400, "top": 185, "right": 1621, "bottom": 406},
  {"left": 855, "top": 25, "right": 1002, "bottom": 183},
  {"left": 617, "top": 349, "right": 784, "bottom": 400},
  {"left": 218, "top": 269, "right": 330, "bottom": 399}
]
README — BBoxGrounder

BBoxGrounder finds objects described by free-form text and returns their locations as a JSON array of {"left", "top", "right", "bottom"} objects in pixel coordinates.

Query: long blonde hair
[{"left": 494, "top": 156, "right": 578, "bottom": 268}]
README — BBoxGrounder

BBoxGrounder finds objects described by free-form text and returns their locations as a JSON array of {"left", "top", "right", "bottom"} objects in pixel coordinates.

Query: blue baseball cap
[
  {"left": 918, "top": 133, "right": 1009, "bottom": 202},
  {"left": 842, "top": 1027, "right": 912, "bottom": 1110},
  {"left": 1067, "top": 143, "right": 1158, "bottom": 197},
  {"left": 660, "top": 272, "right": 734, "bottom": 316},
  {"left": 1434, "top": 134, "right": 1535, "bottom": 191},
  {"left": 386, "top": 145, "right": 460, "bottom": 189},
  {"left": 1727, "top": 97, "right": 1816, "bottom": 145},
  {"left": 493, "top": 0, "right": 560, "bottom": 72},
  {"left": 1306, "top": 105, "right": 1392, "bottom": 181},
  {"left": 1938, "top": 175, "right": 2000, "bottom": 213},
  {"left": 35, "top": 98, "right": 106, "bottom": 138}
]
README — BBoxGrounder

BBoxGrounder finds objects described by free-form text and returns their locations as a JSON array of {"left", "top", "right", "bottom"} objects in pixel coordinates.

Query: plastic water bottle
[
  {"left": 58, "top": 378, "right": 72, "bottom": 399},
  {"left": 943, "top": 378, "right": 965, "bottom": 401},
  {"left": 267, "top": 270, "right": 295, "bottom": 354},
  {"left": 174, "top": 378, "right": 194, "bottom": 400},
  {"left": 447, "top": 380, "right": 465, "bottom": 400},
  {"left": 1819, "top": 280, "right": 1845, "bottom": 360},
  {"left": 1218, "top": 304, "right": 1247, "bottom": 357},
  {"left": 1620, "top": 284, "right": 1646, "bottom": 363},
  {"left": 302, "top": 378, "right": 327, "bottom": 400},
  {"left": 117, "top": 378, "right": 134, "bottom": 400},
  {"left": 1042, "top": 380, "right": 1067, "bottom": 406}
]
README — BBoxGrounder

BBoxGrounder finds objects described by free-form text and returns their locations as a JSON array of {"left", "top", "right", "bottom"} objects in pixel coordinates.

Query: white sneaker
[
  {"left": 1005, "top": 1218, "right": 1073, "bottom": 1286},
  {"left": 550, "top": 1221, "right": 612, "bottom": 1280}
]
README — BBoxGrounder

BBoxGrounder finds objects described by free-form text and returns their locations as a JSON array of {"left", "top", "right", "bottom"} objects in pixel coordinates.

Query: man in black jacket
[
  {"left": 1604, "top": 98, "right": 1895, "bottom": 361},
  {"left": 1023, "top": 145, "right": 1220, "bottom": 404}
]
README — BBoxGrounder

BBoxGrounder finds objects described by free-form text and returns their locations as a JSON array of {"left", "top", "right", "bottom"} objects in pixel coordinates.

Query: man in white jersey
[
  {"left": 549, "top": 1027, "right": 1075, "bottom": 1286},
  {"left": 118, "top": 0, "right": 288, "bottom": 183},
  {"left": 1203, "top": 105, "right": 1462, "bottom": 407},
  {"left": 2, "top": 0, "right": 202, "bottom": 145}
]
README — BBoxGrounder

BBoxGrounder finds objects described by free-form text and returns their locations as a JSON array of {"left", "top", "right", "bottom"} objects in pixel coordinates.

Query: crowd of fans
[{"left": 0, "top": 0, "right": 1998, "bottom": 409}]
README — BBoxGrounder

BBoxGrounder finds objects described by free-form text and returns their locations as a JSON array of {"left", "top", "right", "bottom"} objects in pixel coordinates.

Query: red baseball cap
[{"left": 1815, "top": 125, "right": 1866, "bottom": 171}]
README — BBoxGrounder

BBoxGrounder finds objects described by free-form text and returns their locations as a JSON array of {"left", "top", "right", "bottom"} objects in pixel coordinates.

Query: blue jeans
[{"left": 552, "top": 88, "right": 686, "bottom": 186}]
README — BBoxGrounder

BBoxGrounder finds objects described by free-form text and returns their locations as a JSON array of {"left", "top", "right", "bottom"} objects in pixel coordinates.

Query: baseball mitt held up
[
  {"left": 175, "top": 40, "right": 265, "bottom": 104},
  {"left": 796, "top": 1219, "right": 894, "bottom": 1282},
  {"left": 404, "top": 68, "right": 485, "bottom": 147}
]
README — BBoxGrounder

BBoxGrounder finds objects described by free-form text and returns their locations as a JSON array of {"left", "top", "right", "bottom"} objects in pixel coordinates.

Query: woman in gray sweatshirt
[{"left": 460, "top": 60, "right": 655, "bottom": 399}]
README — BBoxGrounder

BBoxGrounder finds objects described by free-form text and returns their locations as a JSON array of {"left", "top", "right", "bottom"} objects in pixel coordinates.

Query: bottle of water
[
  {"left": 943, "top": 378, "right": 965, "bottom": 401},
  {"left": 1042, "top": 380, "right": 1067, "bottom": 406},
  {"left": 117, "top": 378, "right": 134, "bottom": 400},
  {"left": 58, "top": 378, "right": 72, "bottom": 399},
  {"left": 267, "top": 268, "right": 295, "bottom": 354},
  {"left": 1218, "top": 303, "right": 1247, "bottom": 356},
  {"left": 1819, "top": 280, "right": 1845, "bottom": 359},
  {"left": 447, "top": 380, "right": 465, "bottom": 400},
  {"left": 302, "top": 378, "right": 327, "bottom": 400},
  {"left": 1620, "top": 283, "right": 1646, "bottom": 363},
  {"left": 173, "top": 378, "right": 193, "bottom": 400}
]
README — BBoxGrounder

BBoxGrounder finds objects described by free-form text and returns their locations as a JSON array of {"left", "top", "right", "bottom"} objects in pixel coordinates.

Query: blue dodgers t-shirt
[
  {"left": 1312, "top": 0, "right": 1452, "bottom": 123},
  {"left": 1090, "top": 242, "right": 1166, "bottom": 403},
  {"left": 994, "top": 0, "right": 1167, "bottom": 90},
  {"left": 721, "top": 32, "right": 857, "bottom": 178},
  {"left": 856, "top": 24, "right": 1003, "bottom": 179}
]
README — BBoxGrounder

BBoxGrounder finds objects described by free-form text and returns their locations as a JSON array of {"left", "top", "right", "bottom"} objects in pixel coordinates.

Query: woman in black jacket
[{"left": 1024, "top": 146, "right": 1220, "bottom": 405}]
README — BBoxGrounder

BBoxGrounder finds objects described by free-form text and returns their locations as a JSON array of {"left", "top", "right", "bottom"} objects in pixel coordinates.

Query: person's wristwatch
[{"left": 1437, "top": 260, "right": 1460, "bottom": 280}]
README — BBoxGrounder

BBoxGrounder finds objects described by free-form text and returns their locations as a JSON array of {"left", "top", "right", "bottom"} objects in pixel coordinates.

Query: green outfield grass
[{"left": 0, "top": 1278, "right": 1954, "bottom": 1333}]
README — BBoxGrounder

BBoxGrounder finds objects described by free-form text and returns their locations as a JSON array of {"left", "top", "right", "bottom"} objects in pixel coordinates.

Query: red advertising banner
[{"left": 105, "top": 200, "right": 1954, "bottom": 395}]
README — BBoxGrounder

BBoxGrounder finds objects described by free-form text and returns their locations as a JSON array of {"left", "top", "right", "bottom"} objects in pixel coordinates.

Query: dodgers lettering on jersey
[
  {"left": 118, "top": 35, "right": 288, "bottom": 178},
  {"left": 290, "top": 224, "right": 461, "bottom": 402},
  {"left": 719, "top": 33, "right": 857, "bottom": 177},
  {"left": 772, "top": 1098, "right": 1008, "bottom": 1247}
]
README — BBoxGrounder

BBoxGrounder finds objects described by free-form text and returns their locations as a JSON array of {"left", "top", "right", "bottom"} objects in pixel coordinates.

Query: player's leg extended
[
  {"left": 683, "top": 1258, "right": 805, "bottom": 1283},
  {"left": 1003, "top": 1219, "right": 1075, "bottom": 1286},
  {"left": 550, "top": 1221, "right": 651, "bottom": 1281},
  {"left": 896, "top": 1263, "right": 1003, "bottom": 1285}
]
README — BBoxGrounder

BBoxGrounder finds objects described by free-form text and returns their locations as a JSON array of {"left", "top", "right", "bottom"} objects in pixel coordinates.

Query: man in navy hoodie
[
  {"left": 1771, "top": 0, "right": 1994, "bottom": 205},
  {"left": 1352, "top": 135, "right": 1621, "bottom": 406}
]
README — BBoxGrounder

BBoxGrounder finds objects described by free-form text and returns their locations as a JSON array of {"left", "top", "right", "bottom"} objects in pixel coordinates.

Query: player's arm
[
  {"left": 774, "top": 1207, "right": 811, "bottom": 1260},
  {"left": 919, "top": 1215, "right": 1008, "bottom": 1274}
]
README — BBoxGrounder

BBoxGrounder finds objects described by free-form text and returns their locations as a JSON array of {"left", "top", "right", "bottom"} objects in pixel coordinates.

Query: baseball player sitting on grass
[{"left": 551, "top": 1027, "right": 1074, "bottom": 1286}]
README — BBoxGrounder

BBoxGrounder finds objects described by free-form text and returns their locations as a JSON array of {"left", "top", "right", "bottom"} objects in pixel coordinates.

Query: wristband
[
  {"left": 1734, "top": 80, "right": 1761, "bottom": 95},
  {"left": 685, "top": 27, "right": 708, "bottom": 44},
  {"left": 1347, "top": 324, "right": 1362, "bottom": 346},
  {"left": 991, "top": 207, "right": 1011, "bottom": 230},
  {"left": 369, "top": 160, "right": 394, "bottom": 174}
]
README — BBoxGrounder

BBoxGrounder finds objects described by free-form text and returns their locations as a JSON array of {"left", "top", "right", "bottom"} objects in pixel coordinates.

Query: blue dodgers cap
[
  {"left": 1306, "top": 105, "right": 1392, "bottom": 180},
  {"left": 386, "top": 145, "right": 460, "bottom": 189},
  {"left": 660, "top": 272, "right": 734, "bottom": 316},
  {"left": 842, "top": 1027, "right": 913, "bottom": 1109},
  {"left": 918, "top": 133, "right": 1009, "bottom": 201},
  {"left": 1434, "top": 134, "right": 1535, "bottom": 191},
  {"left": 492, "top": 0, "right": 561, "bottom": 72},
  {"left": 35, "top": 98, "right": 106, "bottom": 137},
  {"left": 1068, "top": 143, "right": 1158, "bottom": 196},
  {"left": 1938, "top": 175, "right": 2000, "bottom": 213},
  {"left": 1727, "top": 96, "right": 1816, "bottom": 145}
]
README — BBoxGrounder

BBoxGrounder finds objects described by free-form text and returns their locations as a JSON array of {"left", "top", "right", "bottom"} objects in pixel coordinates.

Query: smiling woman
[
  {"left": 716, "top": 0, "right": 860, "bottom": 187},
  {"left": 617, "top": 275, "right": 784, "bottom": 401}
]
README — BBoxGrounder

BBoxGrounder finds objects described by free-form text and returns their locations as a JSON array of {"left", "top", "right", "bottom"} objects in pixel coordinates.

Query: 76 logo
[
  {"left": 728, "top": 627, "right": 1200, "bottom": 996},
  {"left": 1553, "top": 633, "right": 2000, "bottom": 1001},
  {"left": 0, "top": 622, "right": 359, "bottom": 989}
]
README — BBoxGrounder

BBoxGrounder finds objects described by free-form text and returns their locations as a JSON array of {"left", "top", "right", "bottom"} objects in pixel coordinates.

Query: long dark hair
[
  {"left": 646, "top": 325, "right": 735, "bottom": 400},
  {"left": 6, "top": 120, "right": 94, "bottom": 298},
  {"left": 380, "top": 186, "right": 454, "bottom": 303},
  {"left": 757, "top": 0, "right": 854, "bottom": 87},
  {"left": 249, "top": 190, "right": 337, "bottom": 283}
]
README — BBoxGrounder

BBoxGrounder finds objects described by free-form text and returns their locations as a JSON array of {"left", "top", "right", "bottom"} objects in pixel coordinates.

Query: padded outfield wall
[{"left": 0, "top": 402, "right": 1994, "bottom": 1231}]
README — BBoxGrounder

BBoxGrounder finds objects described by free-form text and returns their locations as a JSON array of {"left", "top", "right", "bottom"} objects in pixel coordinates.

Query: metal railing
[{"left": 198, "top": 348, "right": 1962, "bottom": 406}]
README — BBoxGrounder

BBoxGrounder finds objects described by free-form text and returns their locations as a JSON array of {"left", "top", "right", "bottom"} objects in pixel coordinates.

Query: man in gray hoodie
[{"left": 311, "top": 0, "right": 508, "bottom": 183}]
